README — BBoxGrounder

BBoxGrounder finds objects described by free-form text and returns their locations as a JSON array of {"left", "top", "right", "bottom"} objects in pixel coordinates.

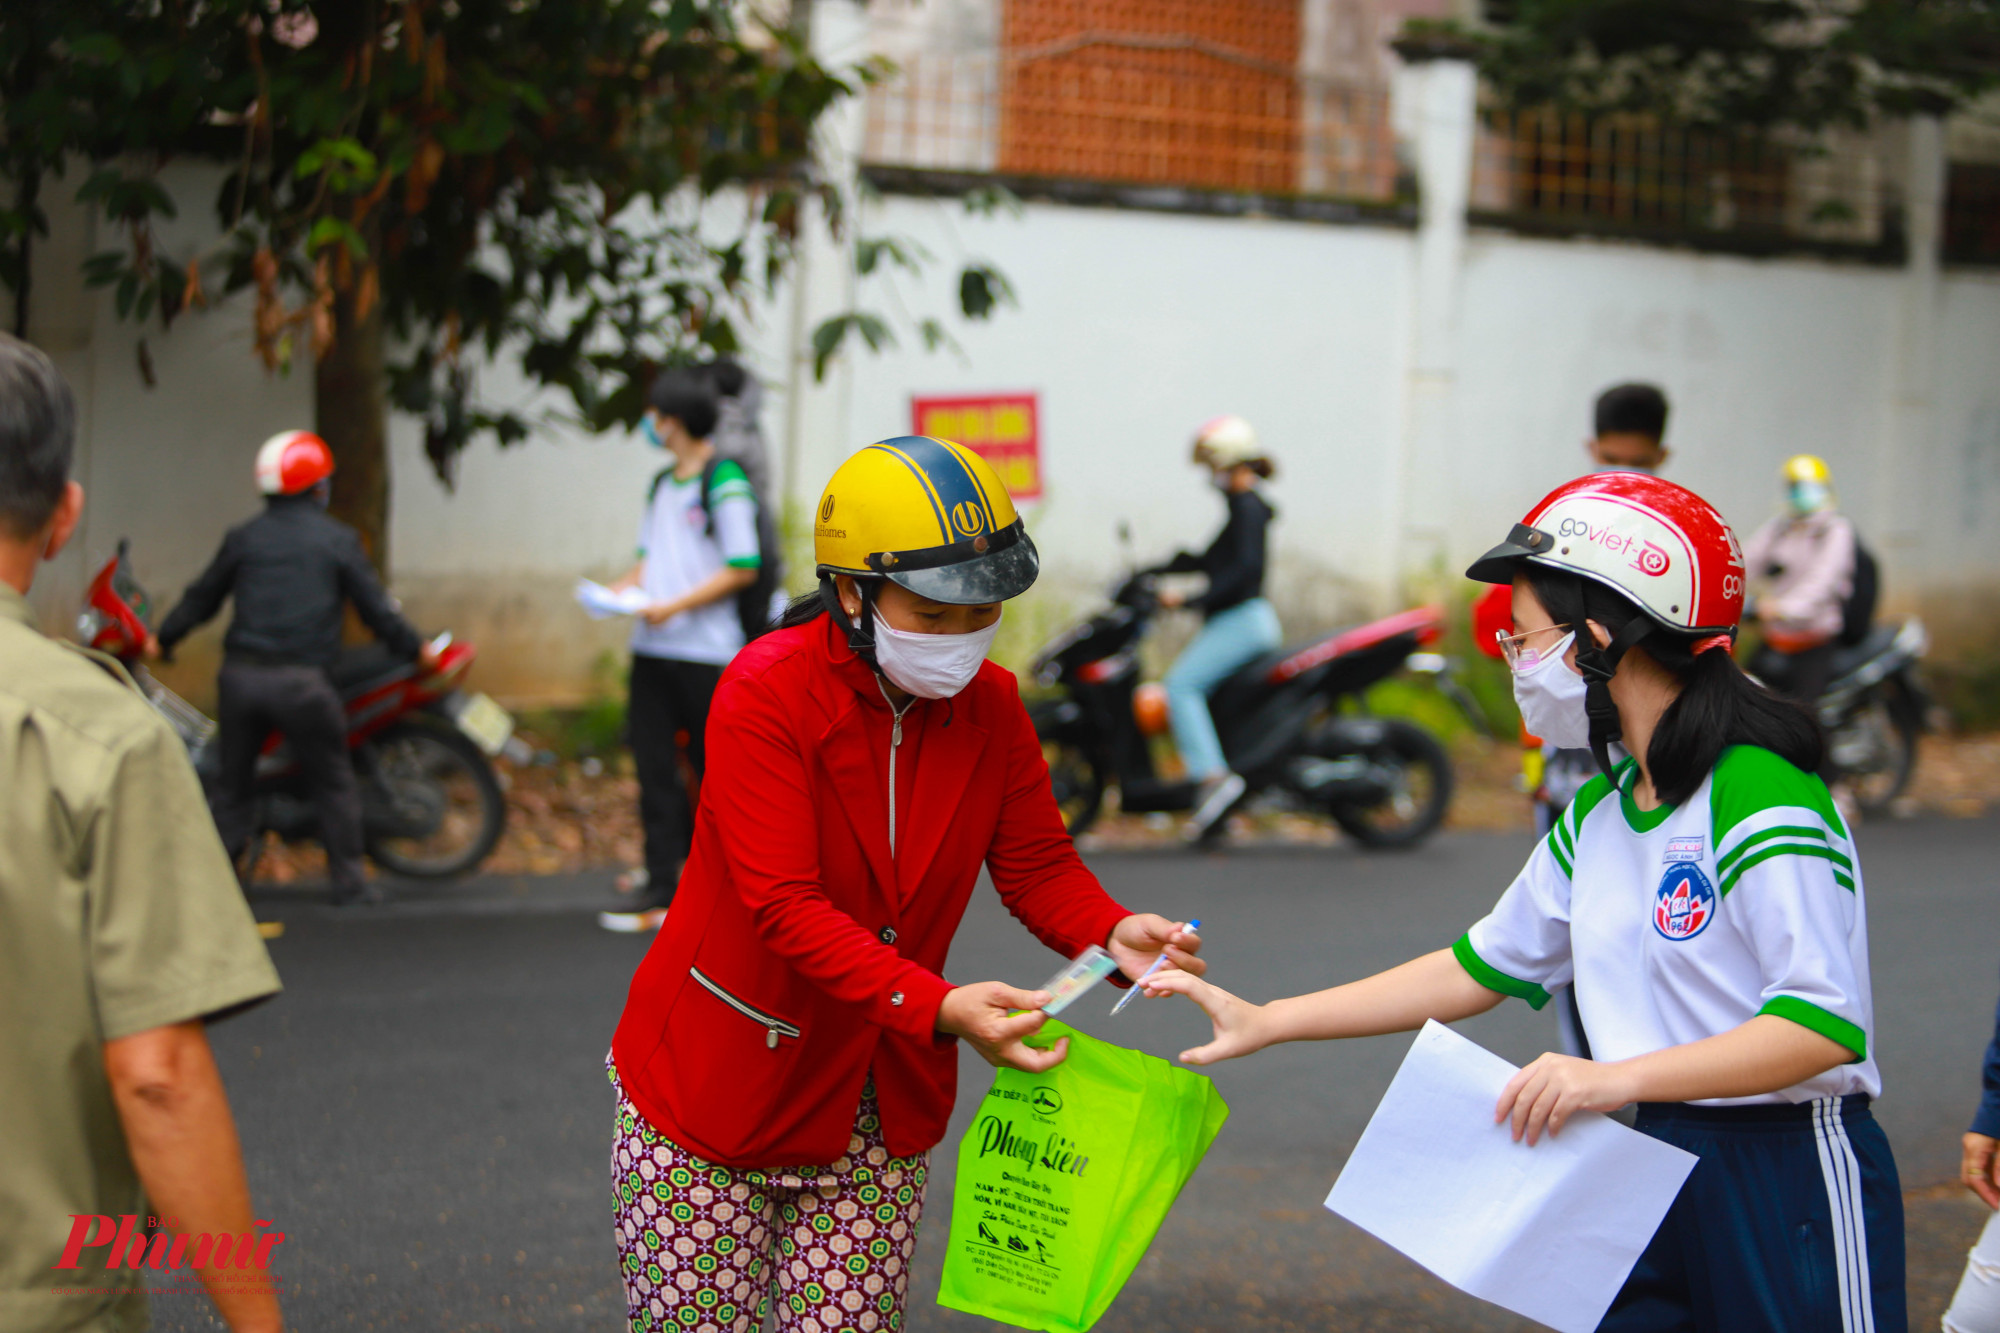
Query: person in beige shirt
[{"left": 0, "top": 333, "right": 284, "bottom": 1332}]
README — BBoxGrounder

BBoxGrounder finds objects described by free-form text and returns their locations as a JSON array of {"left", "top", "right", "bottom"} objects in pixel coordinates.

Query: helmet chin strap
[
  {"left": 1571, "top": 589, "right": 1658, "bottom": 787},
  {"left": 820, "top": 573, "right": 883, "bottom": 670}
]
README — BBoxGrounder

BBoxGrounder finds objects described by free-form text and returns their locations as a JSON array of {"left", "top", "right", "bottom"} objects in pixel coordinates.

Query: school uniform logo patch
[{"left": 1654, "top": 862, "right": 1716, "bottom": 941}]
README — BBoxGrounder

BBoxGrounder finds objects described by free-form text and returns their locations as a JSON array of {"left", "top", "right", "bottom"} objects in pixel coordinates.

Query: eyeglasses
[{"left": 1493, "top": 623, "right": 1573, "bottom": 670}]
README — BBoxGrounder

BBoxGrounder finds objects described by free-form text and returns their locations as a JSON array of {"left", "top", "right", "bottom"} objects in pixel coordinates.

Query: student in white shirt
[
  {"left": 599, "top": 370, "right": 761, "bottom": 932},
  {"left": 1147, "top": 471, "right": 1904, "bottom": 1332}
]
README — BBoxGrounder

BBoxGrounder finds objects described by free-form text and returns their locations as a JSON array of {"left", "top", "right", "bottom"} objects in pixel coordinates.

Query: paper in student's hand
[
  {"left": 574, "top": 578, "right": 651, "bottom": 619},
  {"left": 1324, "top": 1021, "right": 1696, "bottom": 1333}
]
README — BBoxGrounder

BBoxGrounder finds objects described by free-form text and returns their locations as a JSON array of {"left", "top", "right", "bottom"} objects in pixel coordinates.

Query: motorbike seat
[
  {"left": 1206, "top": 608, "right": 1441, "bottom": 711},
  {"left": 1827, "top": 624, "right": 1899, "bottom": 681},
  {"left": 327, "top": 642, "right": 416, "bottom": 698},
  {"left": 1207, "top": 648, "right": 1291, "bottom": 701}
]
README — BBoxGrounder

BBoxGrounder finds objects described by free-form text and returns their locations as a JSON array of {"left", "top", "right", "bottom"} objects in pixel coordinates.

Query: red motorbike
[{"left": 80, "top": 541, "right": 514, "bottom": 879}]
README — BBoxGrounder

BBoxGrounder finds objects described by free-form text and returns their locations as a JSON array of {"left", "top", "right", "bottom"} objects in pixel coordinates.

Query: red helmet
[
  {"left": 1466, "top": 472, "right": 1744, "bottom": 635},
  {"left": 255, "top": 430, "right": 335, "bottom": 496},
  {"left": 1469, "top": 584, "right": 1513, "bottom": 660}
]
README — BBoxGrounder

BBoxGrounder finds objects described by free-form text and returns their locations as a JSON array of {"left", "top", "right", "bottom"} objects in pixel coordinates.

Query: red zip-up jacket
[{"left": 610, "top": 614, "right": 1133, "bottom": 1167}]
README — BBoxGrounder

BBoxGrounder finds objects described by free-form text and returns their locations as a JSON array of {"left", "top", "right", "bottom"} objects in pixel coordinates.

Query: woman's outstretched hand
[
  {"left": 1494, "top": 1052, "right": 1637, "bottom": 1145},
  {"left": 936, "top": 983, "right": 1068, "bottom": 1073},
  {"left": 1106, "top": 914, "right": 1206, "bottom": 985},
  {"left": 1135, "top": 968, "right": 1271, "bottom": 1066}
]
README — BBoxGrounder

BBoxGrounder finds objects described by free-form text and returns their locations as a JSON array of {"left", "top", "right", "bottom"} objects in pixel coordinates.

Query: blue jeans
[{"left": 1164, "top": 598, "right": 1282, "bottom": 782}]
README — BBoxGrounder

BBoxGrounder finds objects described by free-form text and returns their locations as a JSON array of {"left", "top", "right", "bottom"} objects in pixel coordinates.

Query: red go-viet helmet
[
  {"left": 1465, "top": 471, "right": 1745, "bottom": 634},
  {"left": 255, "top": 430, "right": 335, "bottom": 496}
]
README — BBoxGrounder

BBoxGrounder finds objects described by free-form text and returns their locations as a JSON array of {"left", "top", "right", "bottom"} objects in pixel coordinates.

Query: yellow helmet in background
[
  {"left": 1781, "top": 454, "right": 1835, "bottom": 515},
  {"left": 813, "top": 436, "right": 1039, "bottom": 604}
]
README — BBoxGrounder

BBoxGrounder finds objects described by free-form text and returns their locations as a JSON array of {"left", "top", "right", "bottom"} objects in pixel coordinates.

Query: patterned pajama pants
[{"left": 609, "top": 1059, "right": 930, "bottom": 1333}]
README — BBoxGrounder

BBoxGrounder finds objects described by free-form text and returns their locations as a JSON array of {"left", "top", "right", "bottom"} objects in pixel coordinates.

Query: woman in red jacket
[{"left": 608, "top": 436, "right": 1203, "bottom": 1333}]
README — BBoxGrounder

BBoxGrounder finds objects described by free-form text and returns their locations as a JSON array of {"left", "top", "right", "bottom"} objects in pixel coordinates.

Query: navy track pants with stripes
[{"left": 1602, "top": 1095, "right": 1905, "bottom": 1333}]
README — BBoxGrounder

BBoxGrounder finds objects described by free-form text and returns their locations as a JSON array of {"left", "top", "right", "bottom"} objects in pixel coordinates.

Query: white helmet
[{"left": 1191, "top": 415, "right": 1263, "bottom": 469}]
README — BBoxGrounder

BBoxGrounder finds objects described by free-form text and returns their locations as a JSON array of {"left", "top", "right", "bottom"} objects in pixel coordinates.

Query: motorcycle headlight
[{"left": 76, "top": 608, "right": 103, "bottom": 643}]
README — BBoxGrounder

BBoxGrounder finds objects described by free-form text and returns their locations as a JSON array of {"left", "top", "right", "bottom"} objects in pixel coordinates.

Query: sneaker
[
  {"left": 1183, "top": 772, "right": 1247, "bottom": 844},
  {"left": 598, "top": 908, "right": 669, "bottom": 934}
]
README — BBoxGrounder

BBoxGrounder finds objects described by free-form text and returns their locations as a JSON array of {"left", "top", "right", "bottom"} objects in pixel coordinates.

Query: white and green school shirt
[
  {"left": 631, "top": 459, "right": 761, "bottom": 667},
  {"left": 1456, "top": 745, "right": 1879, "bottom": 1104}
]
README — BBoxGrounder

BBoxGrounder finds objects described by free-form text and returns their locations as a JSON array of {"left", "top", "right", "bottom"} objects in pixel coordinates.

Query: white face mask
[
  {"left": 871, "top": 610, "right": 1002, "bottom": 700},
  {"left": 1510, "top": 631, "right": 1592, "bottom": 749}
]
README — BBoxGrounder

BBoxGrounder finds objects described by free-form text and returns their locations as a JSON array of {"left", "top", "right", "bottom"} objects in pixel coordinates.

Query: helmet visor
[
  {"left": 1465, "top": 522, "right": 1557, "bottom": 585},
  {"left": 888, "top": 532, "right": 1040, "bottom": 605}
]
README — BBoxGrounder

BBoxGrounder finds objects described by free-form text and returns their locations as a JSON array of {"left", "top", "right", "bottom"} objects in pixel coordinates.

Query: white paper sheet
[
  {"left": 574, "top": 579, "right": 652, "bottom": 620},
  {"left": 1325, "top": 1021, "right": 1697, "bottom": 1333}
]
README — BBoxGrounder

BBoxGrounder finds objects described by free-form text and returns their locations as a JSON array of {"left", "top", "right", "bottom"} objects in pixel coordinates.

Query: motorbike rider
[
  {"left": 1158, "top": 415, "right": 1280, "bottom": 842},
  {"left": 151, "top": 431, "right": 435, "bottom": 906},
  {"left": 1744, "top": 453, "right": 1860, "bottom": 704},
  {"left": 606, "top": 433, "right": 1202, "bottom": 1333}
]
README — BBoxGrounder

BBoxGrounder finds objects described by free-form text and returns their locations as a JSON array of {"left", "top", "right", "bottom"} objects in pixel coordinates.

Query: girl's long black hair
[{"left": 1521, "top": 563, "right": 1823, "bottom": 806}]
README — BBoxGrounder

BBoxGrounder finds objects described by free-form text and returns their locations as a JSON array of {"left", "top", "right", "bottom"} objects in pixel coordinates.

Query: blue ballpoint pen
[{"left": 1110, "top": 919, "right": 1200, "bottom": 1015}]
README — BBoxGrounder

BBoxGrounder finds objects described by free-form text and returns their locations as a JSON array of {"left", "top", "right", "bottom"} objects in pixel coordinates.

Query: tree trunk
[{"left": 315, "top": 282, "right": 391, "bottom": 573}]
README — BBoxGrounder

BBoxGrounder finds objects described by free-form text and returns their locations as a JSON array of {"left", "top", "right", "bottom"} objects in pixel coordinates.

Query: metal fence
[{"left": 1471, "top": 108, "right": 1897, "bottom": 252}]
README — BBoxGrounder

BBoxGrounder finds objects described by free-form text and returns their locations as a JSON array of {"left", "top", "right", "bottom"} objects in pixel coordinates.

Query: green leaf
[
  {"left": 958, "top": 264, "right": 1015, "bottom": 321},
  {"left": 294, "top": 138, "right": 380, "bottom": 188},
  {"left": 917, "top": 318, "right": 958, "bottom": 355},
  {"left": 854, "top": 313, "right": 893, "bottom": 352},
  {"left": 856, "top": 235, "right": 929, "bottom": 277},
  {"left": 307, "top": 216, "right": 368, "bottom": 260},
  {"left": 66, "top": 33, "right": 126, "bottom": 65},
  {"left": 810, "top": 314, "right": 851, "bottom": 381}
]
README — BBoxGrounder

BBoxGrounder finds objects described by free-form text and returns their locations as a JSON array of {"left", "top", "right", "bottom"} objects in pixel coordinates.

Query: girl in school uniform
[{"left": 1146, "top": 471, "right": 1904, "bottom": 1332}]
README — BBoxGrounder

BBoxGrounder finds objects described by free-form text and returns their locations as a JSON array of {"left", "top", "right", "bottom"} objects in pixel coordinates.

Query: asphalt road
[{"left": 147, "top": 814, "right": 2000, "bottom": 1333}]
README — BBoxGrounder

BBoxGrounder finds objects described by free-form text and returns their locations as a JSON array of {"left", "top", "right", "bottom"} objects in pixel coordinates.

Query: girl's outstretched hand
[
  {"left": 1495, "top": 1052, "right": 1638, "bottom": 1145},
  {"left": 1138, "top": 968, "right": 1271, "bottom": 1065}
]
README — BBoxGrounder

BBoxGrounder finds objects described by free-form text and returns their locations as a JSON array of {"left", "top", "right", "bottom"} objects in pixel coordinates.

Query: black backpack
[{"left": 1840, "top": 536, "right": 1878, "bottom": 647}]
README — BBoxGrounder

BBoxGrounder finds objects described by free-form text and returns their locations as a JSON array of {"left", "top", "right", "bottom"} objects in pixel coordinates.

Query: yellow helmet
[
  {"left": 813, "top": 436, "right": 1039, "bottom": 604},
  {"left": 1781, "top": 454, "right": 1835, "bottom": 514}
]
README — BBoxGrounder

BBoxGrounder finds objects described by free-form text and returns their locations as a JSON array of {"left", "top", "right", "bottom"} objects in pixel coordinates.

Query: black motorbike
[
  {"left": 1756, "top": 617, "right": 1930, "bottom": 814},
  {"left": 1028, "top": 571, "right": 1474, "bottom": 848}
]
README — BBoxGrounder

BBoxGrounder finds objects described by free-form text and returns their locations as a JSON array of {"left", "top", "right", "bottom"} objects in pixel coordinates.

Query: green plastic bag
[{"left": 936, "top": 1020, "right": 1229, "bottom": 1332}]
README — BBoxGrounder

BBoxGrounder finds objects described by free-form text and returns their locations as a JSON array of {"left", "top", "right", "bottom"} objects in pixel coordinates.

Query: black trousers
[
  {"left": 627, "top": 654, "right": 723, "bottom": 907},
  {"left": 215, "top": 661, "right": 365, "bottom": 896}
]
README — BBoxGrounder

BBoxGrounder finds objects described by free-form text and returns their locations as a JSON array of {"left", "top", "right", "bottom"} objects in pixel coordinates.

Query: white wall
[{"left": 791, "top": 197, "right": 1416, "bottom": 609}]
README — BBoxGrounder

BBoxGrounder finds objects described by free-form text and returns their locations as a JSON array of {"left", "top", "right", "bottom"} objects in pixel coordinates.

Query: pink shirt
[{"left": 1743, "top": 510, "right": 1855, "bottom": 642}]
